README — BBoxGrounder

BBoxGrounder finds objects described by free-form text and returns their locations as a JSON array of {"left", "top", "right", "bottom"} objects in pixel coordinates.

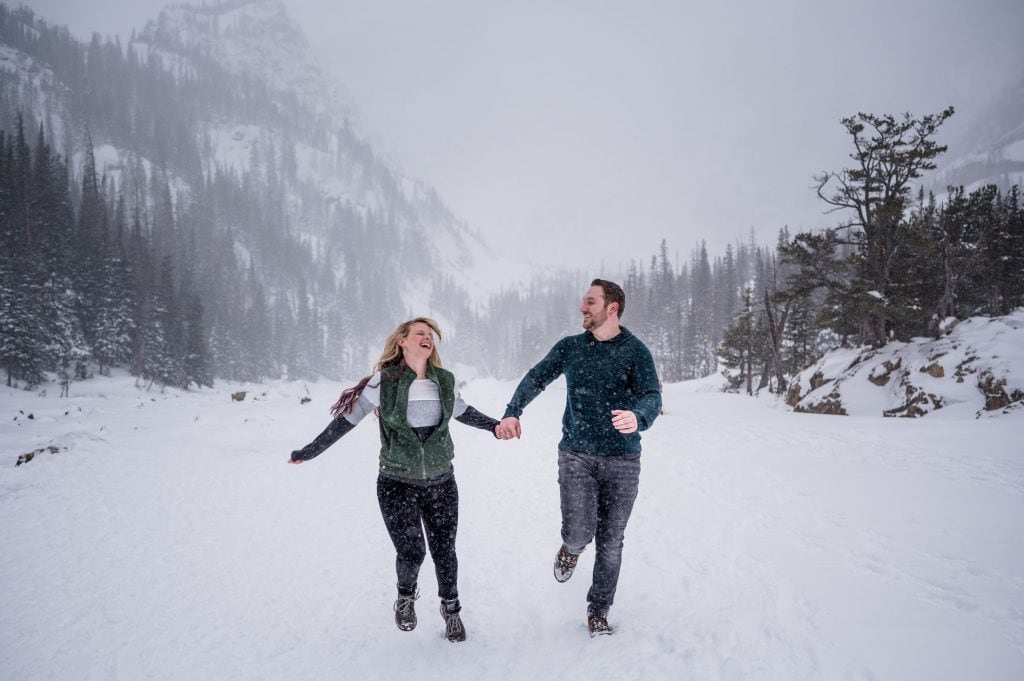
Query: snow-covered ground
[{"left": 2, "top": 371, "right": 1022, "bottom": 681}]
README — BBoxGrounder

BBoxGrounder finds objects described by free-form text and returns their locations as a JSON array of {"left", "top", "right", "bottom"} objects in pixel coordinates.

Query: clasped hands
[{"left": 495, "top": 417, "right": 521, "bottom": 440}]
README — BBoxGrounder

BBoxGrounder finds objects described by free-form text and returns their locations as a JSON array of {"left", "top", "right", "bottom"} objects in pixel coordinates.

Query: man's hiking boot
[
  {"left": 553, "top": 544, "right": 579, "bottom": 583},
  {"left": 587, "top": 608, "right": 613, "bottom": 637},
  {"left": 393, "top": 589, "right": 418, "bottom": 632},
  {"left": 440, "top": 598, "right": 467, "bottom": 642}
]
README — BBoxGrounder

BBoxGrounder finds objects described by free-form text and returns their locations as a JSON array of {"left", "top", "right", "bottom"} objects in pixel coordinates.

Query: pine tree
[
  {"left": 1003, "top": 186, "right": 1024, "bottom": 311},
  {"left": 934, "top": 185, "right": 989, "bottom": 319},
  {"left": 292, "top": 279, "right": 316, "bottom": 379},
  {"left": 715, "top": 243, "right": 739, "bottom": 339},
  {"left": 74, "top": 133, "right": 109, "bottom": 350},
  {"left": 0, "top": 257, "right": 47, "bottom": 386},
  {"left": 812, "top": 108, "right": 955, "bottom": 346},
  {"left": 154, "top": 255, "right": 184, "bottom": 386},
  {"left": 888, "top": 190, "right": 943, "bottom": 337},
  {"left": 30, "top": 123, "right": 67, "bottom": 265},
  {"left": 128, "top": 207, "right": 153, "bottom": 379},
  {"left": 10, "top": 115, "right": 31, "bottom": 254},
  {"left": 687, "top": 242, "right": 716, "bottom": 378},
  {"left": 91, "top": 246, "right": 135, "bottom": 374},
  {"left": 974, "top": 185, "right": 1024, "bottom": 315},
  {"left": 648, "top": 240, "right": 676, "bottom": 376},
  {"left": 778, "top": 230, "right": 858, "bottom": 344},
  {"left": 183, "top": 293, "right": 212, "bottom": 388},
  {"left": 141, "top": 290, "right": 174, "bottom": 386},
  {"left": 718, "top": 287, "right": 759, "bottom": 395},
  {"left": 243, "top": 262, "right": 273, "bottom": 382},
  {"left": 781, "top": 295, "right": 819, "bottom": 376},
  {"left": 43, "top": 271, "right": 92, "bottom": 394}
]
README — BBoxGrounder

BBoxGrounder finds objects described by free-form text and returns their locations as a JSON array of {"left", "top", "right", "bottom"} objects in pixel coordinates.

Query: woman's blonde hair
[{"left": 331, "top": 317, "right": 443, "bottom": 417}]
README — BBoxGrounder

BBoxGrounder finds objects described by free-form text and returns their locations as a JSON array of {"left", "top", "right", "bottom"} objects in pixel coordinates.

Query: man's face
[{"left": 580, "top": 285, "right": 610, "bottom": 330}]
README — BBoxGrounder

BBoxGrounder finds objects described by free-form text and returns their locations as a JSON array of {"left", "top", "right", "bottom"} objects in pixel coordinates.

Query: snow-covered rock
[{"left": 787, "top": 308, "right": 1024, "bottom": 418}]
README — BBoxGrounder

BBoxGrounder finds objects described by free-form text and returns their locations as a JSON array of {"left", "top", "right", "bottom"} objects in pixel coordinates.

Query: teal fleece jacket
[{"left": 503, "top": 327, "right": 661, "bottom": 457}]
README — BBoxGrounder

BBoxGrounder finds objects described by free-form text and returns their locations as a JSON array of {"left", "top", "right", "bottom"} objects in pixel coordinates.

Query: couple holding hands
[{"left": 289, "top": 279, "right": 662, "bottom": 641}]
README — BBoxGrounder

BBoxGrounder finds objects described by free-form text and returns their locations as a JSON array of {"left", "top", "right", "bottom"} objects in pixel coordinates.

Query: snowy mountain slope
[
  {"left": 139, "top": 0, "right": 353, "bottom": 120},
  {"left": 0, "top": 42, "right": 70, "bottom": 142},
  {"left": 131, "top": 0, "right": 533, "bottom": 302},
  {"left": 1, "top": 368, "right": 1021, "bottom": 680},
  {"left": 934, "top": 74, "right": 1024, "bottom": 193},
  {"left": 0, "top": 0, "right": 550, "bottom": 385},
  {"left": 786, "top": 308, "right": 1024, "bottom": 418},
  {"left": 2, "top": 0, "right": 533, "bottom": 309}
]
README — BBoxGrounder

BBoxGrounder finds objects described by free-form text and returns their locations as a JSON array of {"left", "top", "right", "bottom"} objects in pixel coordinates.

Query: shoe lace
[
  {"left": 444, "top": 611, "right": 465, "bottom": 637},
  {"left": 394, "top": 592, "right": 418, "bottom": 614},
  {"left": 558, "top": 547, "right": 579, "bottom": 568}
]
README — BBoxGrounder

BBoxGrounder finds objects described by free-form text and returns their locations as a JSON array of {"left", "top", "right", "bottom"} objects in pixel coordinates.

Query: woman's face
[{"left": 398, "top": 322, "right": 435, "bottom": 363}]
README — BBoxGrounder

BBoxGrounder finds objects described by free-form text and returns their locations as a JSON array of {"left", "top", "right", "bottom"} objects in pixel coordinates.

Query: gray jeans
[{"left": 557, "top": 449, "right": 641, "bottom": 613}]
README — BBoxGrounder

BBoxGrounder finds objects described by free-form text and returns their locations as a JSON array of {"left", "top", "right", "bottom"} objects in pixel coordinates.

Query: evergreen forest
[{"left": 1, "top": 4, "right": 1022, "bottom": 396}]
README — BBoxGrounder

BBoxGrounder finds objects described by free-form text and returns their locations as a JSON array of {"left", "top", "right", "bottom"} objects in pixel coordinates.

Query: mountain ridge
[{"left": 0, "top": 0, "right": 534, "bottom": 381}]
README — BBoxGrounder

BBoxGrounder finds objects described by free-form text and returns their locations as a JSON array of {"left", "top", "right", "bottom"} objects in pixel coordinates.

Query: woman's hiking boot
[
  {"left": 393, "top": 589, "right": 418, "bottom": 631},
  {"left": 440, "top": 598, "right": 466, "bottom": 642}
]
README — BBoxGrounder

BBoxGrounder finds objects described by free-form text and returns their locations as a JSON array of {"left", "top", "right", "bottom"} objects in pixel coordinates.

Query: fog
[{"left": 24, "top": 0, "right": 1024, "bottom": 266}]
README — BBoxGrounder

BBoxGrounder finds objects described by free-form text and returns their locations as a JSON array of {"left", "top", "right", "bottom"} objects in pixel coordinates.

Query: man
[{"left": 498, "top": 278, "right": 662, "bottom": 637}]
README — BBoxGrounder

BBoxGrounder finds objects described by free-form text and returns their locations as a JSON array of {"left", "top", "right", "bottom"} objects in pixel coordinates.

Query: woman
[{"left": 288, "top": 317, "right": 507, "bottom": 643}]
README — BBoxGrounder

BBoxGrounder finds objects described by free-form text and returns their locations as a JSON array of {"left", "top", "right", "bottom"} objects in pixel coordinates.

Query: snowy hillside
[
  {"left": 1, "top": 0, "right": 532, "bottom": 311},
  {"left": 934, "top": 74, "right": 1024, "bottom": 193},
  {"left": 131, "top": 0, "right": 531, "bottom": 302},
  {"left": 2, "top": 363, "right": 1022, "bottom": 680},
  {"left": 138, "top": 0, "right": 357, "bottom": 122},
  {"left": 0, "top": 0, "right": 550, "bottom": 384},
  {"left": 787, "top": 308, "right": 1024, "bottom": 418}
]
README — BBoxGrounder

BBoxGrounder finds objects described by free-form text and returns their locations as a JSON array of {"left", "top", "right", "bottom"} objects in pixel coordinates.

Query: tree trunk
[
  {"left": 744, "top": 353, "right": 752, "bottom": 396},
  {"left": 763, "top": 289, "right": 789, "bottom": 392},
  {"left": 939, "top": 243, "right": 956, "bottom": 319}
]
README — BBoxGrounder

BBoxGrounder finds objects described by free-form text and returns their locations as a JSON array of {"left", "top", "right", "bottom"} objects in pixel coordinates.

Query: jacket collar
[
  {"left": 585, "top": 326, "right": 633, "bottom": 344},
  {"left": 394, "top": 362, "right": 442, "bottom": 384}
]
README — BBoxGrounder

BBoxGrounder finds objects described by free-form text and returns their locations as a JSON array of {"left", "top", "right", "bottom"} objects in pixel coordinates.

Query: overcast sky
[{"left": 23, "top": 0, "right": 1024, "bottom": 268}]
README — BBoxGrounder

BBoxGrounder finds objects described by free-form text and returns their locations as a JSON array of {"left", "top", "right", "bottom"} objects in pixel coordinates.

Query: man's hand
[
  {"left": 497, "top": 416, "right": 522, "bottom": 439},
  {"left": 611, "top": 410, "right": 638, "bottom": 434}
]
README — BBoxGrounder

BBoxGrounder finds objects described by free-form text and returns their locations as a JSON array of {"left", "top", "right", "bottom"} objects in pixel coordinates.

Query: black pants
[{"left": 376, "top": 474, "right": 459, "bottom": 601}]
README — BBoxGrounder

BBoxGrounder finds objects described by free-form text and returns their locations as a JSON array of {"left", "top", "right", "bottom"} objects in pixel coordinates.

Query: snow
[
  {"left": 2, "top": 363, "right": 1022, "bottom": 680},
  {"left": 139, "top": 1, "right": 360, "bottom": 128},
  {"left": 1005, "top": 137, "right": 1024, "bottom": 164},
  {"left": 78, "top": 144, "right": 136, "bottom": 197},
  {"left": 0, "top": 43, "right": 70, "bottom": 143},
  {"left": 207, "top": 124, "right": 264, "bottom": 175},
  {"left": 424, "top": 214, "right": 537, "bottom": 306},
  {"left": 791, "top": 309, "right": 1024, "bottom": 418}
]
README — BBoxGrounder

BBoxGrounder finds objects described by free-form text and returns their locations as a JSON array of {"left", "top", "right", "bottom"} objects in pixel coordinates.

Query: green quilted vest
[{"left": 376, "top": 363, "right": 456, "bottom": 481}]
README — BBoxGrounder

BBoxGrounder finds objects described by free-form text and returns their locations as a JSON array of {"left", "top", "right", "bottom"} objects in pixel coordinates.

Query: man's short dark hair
[{"left": 591, "top": 278, "right": 625, "bottom": 318}]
